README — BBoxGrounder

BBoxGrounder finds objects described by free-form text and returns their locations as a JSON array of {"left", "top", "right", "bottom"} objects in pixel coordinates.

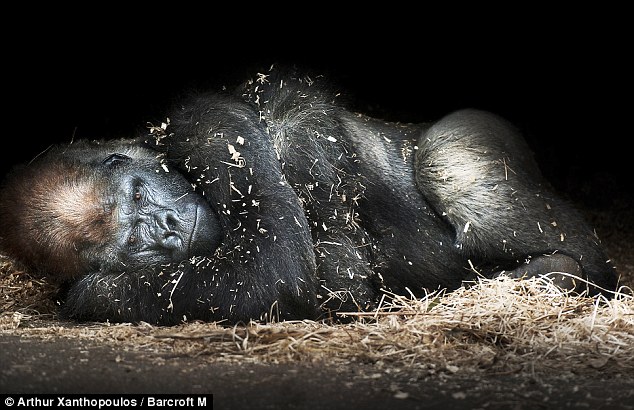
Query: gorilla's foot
[{"left": 501, "top": 253, "right": 584, "bottom": 292}]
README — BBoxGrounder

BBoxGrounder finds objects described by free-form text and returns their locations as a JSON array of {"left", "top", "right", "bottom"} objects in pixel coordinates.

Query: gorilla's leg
[
  {"left": 415, "top": 109, "right": 617, "bottom": 295},
  {"left": 502, "top": 253, "right": 582, "bottom": 291}
]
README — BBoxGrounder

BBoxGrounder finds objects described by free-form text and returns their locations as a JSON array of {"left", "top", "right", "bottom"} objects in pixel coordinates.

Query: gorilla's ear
[{"left": 102, "top": 153, "right": 131, "bottom": 167}]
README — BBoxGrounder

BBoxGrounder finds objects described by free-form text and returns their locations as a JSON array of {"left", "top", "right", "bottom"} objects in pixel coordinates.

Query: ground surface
[{"left": 2, "top": 334, "right": 634, "bottom": 410}]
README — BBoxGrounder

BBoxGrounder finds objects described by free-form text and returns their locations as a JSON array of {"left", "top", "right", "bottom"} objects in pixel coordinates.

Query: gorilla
[{"left": 0, "top": 67, "right": 618, "bottom": 325}]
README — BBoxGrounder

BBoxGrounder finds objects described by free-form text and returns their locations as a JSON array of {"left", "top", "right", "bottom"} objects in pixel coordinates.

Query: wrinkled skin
[{"left": 0, "top": 67, "right": 619, "bottom": 325}]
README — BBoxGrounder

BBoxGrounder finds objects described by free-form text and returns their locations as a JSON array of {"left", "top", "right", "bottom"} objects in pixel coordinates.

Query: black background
[{"left": 3, "top": 12, "right": 630, "bottom": 210}]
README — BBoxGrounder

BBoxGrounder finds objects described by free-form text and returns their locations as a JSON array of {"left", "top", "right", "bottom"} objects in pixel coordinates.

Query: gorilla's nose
[
  {"left": 153, "top": 210, "right": 183, "bottom": 250},
  {"left": 155, "top": 209, "right": 179, "bottom": 231}
]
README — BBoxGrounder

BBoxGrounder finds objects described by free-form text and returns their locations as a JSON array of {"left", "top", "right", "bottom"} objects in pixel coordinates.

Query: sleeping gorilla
[{"left": 0, "top": 67, "right": 618, "bottom": 324}]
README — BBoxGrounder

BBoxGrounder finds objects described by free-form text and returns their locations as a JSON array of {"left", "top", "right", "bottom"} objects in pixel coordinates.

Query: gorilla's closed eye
[{"left": 102, "top": 153, "right": 131, "bottom": 167}]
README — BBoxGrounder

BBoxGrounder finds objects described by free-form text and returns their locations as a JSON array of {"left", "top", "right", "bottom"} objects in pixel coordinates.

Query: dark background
[{"left": 3, "top": 17, "right": 631, "bottom": 212}]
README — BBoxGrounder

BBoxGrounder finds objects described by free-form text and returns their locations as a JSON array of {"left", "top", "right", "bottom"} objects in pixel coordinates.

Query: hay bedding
[{"left": 2, "top": 253, "right": 633, "bottom": 377}]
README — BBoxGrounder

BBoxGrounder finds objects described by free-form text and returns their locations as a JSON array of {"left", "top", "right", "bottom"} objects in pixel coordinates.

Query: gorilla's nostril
[{"left": 166, "top": 215, "right": 179, "bottom": 231}]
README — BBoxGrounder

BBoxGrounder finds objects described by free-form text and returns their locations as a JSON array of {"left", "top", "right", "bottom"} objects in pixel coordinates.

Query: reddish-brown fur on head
[{"left": 0, "top": 160, "right": 117, "bottom": 279}]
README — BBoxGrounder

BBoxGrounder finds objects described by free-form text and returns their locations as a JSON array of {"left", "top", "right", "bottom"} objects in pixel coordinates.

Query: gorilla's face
[
  {"left": 97, "top": 152, "right": 220, "bottom": 273},
  {"left": 0, "top": 139, "right": 221, "bottom": 280}
]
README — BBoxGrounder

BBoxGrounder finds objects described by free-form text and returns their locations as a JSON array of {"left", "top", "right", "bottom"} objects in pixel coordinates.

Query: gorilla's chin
[{"left": 187, "top": 203, "right": 222, "bottom": 258}]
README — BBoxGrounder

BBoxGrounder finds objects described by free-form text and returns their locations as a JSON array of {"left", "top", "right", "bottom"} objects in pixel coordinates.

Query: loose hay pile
[
  {"left": 2, "top": 254, "right": 633, "bottom": 376},
  {"left": 0, "top": 256, "right": 57, "bottom": 318}
]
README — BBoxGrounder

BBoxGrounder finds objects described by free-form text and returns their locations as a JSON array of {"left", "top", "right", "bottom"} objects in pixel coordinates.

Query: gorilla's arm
[{"left": 155, "top": 92, "right": 319, "bottom": 323}]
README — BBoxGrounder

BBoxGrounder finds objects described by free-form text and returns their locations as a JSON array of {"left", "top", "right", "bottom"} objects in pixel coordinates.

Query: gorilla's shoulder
[
  {"left": 230, "top": 64, "right": 347, "bottom": 133},
  {"left": 237, "top": 64, "right": 344, "bottom": 110}
]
